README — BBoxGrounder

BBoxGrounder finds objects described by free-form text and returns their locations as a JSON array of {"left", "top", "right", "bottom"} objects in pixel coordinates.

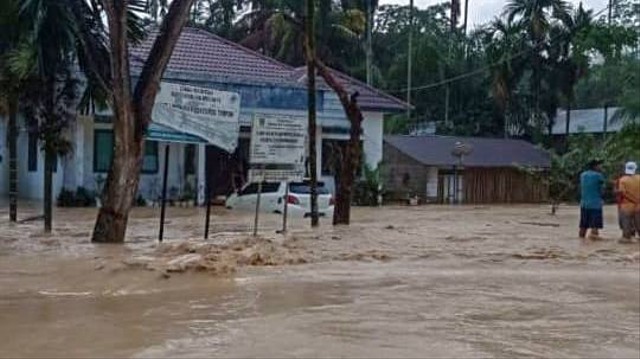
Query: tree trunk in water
[
  {"left": 43, "top": 149, "right": 53, "bottom": 232},
  {"left": 8, "top": 99, "right": 18, "bottom": 222},
  {"left": 334, "top": 113, "right": 362, "bottom": 225},
  {"left": 314, "top": 59, "right": 364, "bottom": 225},
  {"left": 92, "top": 0, "right": 195, "bottom": 243},
  {"left": 305, "top": 0, "right": 319, "bottom": 227},
  {"left": 92, "top": 132, "right": 143, "bottom": 242}
]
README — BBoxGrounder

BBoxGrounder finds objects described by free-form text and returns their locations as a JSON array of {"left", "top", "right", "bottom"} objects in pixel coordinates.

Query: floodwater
[{"left": 0, "top": 203, "right": 638, "bottom": 358}]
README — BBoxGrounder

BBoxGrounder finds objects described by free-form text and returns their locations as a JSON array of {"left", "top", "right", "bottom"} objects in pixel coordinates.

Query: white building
[{"left": 0, "top": 27, "right": 408, "bottom": 203}]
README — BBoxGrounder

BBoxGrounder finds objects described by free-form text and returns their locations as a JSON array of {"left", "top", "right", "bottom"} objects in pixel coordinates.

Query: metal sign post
[
  {"left": 249, "top": 114, "right": 307, "bottom": 235},
  {"left": 204, "top": 184, "right": 212, "bottom": 240},
  {"left": 158, "top": 145, "right": 170, "bottom": 242},
  {"left": 151, "top": 82, "right": 241, "bottom": 243},
  {"left": 281, "top": 182, "right": 290, "bottom": 234},
  {"left": 253, "top": 176, "right": 263, "bottom": 237}
]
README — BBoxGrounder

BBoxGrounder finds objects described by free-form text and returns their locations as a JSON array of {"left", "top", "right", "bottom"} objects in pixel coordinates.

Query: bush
[
  {"left": 134, "top": 194, "right": 147, "bottom": 207},
  {"left": 57, "top": 187, "right": 96, "bottom": 207},
  {"left": 353, "top": 164, "right": 384, "bottom": 206}
]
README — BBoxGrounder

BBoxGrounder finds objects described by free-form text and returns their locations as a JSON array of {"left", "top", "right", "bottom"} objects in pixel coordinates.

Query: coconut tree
[
  {"left": 505, "top": 0, "right": 572, "bottom": 134},
  {"left": 235, "top": 0, "right": 364, "bottom": 69},
  {"left": 554, "top": 4, "right": 594, "bottom": 146},
  {"left": 485, "top": 18, "right": 527, "bottom": 137},
  {"left": 13, "top": 0, "right": 85, "bottom": 232},
  {"left": 0, "top": 0, "right": 22, "bottom": 222}
]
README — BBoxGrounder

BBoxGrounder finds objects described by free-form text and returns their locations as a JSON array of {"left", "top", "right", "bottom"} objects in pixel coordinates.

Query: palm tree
[
  {"left": 235, "top": 0, "right": 364, "bottom": 69},
  {"left": 0, "top": 0, "right": 22, "bottom": 222},
  {"left": 14, "top": 0, "right": 85, "bottom": 232},
  {"left": 485, "top": 18, "right": 526, "bottom": 137},
  {"left": 505, "top": 0, "right": 572, "bottom": 134},
  {"left": 11, "top": 0, "right": 143, "bottom": 232},
  {"left": 555, "top": 4, "right": 593, "bottom": 146}
]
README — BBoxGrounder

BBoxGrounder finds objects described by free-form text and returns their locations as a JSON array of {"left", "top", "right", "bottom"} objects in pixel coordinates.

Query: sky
[{"left": 379, "top": 0, "right": 610, "bottom": 29}]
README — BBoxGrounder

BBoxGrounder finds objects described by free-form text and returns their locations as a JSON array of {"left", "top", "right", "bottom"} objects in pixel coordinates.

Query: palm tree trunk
[
  {"left": 365, "top": 0, "right": 373, "bottom": 85},
  {"left": 8, "top": 98, "right": 18, "bottom": 222},
  {"left": 305, "top": 0, "right": 319, "bottom": 227},
  {"left": 43, "top": 148, "right": 53, "bottom": 232}
]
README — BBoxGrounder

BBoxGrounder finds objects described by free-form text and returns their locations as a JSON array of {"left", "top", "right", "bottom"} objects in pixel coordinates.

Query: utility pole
[
  {"left": 305, "top": 0, "right": 319, "bottom": 227},
  {"left": 463, "top": 0, "right": 469, "bottom": 36},
  {"left": 365, "top": 0, "right": 374, "bottom": 85},
  {"left": 406, "top": 0, "right": 414, "bottom": 130}
]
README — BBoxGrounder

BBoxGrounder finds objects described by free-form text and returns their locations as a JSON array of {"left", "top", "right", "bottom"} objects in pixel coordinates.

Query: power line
[{"left": 388, "top": 4, "right": 612, "bottom": 95}]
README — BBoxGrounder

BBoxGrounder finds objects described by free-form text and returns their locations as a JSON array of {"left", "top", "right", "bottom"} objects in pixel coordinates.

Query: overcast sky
[{"left": 379, "top": 0, "right": 610, "bottom": 28}]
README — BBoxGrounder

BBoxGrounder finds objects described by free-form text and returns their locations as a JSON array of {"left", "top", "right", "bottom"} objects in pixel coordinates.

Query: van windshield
[{"left": 289, "top": 182, "right": 330, "bottom": 195}]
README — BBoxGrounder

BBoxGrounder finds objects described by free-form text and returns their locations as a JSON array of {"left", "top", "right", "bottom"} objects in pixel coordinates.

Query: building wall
[
  {"left": 80, "top": 119, "right": 196, "bottom": 202},
  {"left": 463, "top": 167, "right": 548, "bottom": 204},
  {"left": 383, "top": 142, "right": 430, "bottom": 201},
  {"left": 1, "top": 86, "right": 390, "bottom": 201},
  {"left": 15, "top": 116, "right": 65, "bottom": 200}
]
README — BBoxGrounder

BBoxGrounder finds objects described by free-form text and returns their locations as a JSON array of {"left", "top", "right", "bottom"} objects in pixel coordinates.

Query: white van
[{"left": 226, "top": 181, "right": 334, "bottom": 218}]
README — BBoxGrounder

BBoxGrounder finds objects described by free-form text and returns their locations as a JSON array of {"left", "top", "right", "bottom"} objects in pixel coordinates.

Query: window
[
  {"left": 290, "top": 182, "right": 330, "bottom": 195},
  {"left": 142, "top": 141, "right": 159, "bottom": 174},
  {"left": 94, "top": 130, "right": 158, "bottom": 174},
  {"left": 94, "top": 130, "right": 114, "bottom": 173},
  {"left": 184, "top": 144, "right": 196, "bottom": 176},
  {"left": 240, "top": 182, "right": 280, "bottom": 195},
  {"left": 28, "top": 132, "right": 38, "bottom": 172}
]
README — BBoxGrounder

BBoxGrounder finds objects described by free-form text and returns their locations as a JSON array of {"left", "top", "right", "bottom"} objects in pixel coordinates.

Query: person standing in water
[
  {"left": 579, "top": 160, "right": 605, "bottom": 239},
  {"left": 617, "top": 161, "right": 640, "bottom": 243}
]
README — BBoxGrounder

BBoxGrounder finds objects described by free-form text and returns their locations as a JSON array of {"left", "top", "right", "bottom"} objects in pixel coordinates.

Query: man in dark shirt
[{"left": 579, "top": 160, "right": 605, "bottom": 239}]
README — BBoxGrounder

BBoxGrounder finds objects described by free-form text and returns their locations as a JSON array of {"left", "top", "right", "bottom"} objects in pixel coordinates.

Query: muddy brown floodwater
[{"left": 0, "top": 203, "right": 638, "bottom": 358}]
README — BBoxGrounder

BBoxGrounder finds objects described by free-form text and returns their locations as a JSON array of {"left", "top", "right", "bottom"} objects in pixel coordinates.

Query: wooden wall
[{"left": 463, "top": 167, "right": 548, "bottom": 204}]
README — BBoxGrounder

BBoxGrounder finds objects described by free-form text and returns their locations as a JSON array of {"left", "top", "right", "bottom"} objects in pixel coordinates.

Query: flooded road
[{"left": 0, "top": 204, "right": 638, "bottom": 358}]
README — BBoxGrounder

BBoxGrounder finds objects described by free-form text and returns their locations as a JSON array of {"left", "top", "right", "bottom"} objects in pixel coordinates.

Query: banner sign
[
  {"left": 146, "top": 123, "right": 207, "bottom": 144},
  {"left": 152, "top": 82, "right": 241, "bottom": 152},
  {"left": 248, "top": 167, "right": 306, "bottom": 183},
  {"left": 249, "top": 113, "right": 307, "bottom": 183},
  {"left": 250, "top": 114, "right": 307, "bottom": 165}
]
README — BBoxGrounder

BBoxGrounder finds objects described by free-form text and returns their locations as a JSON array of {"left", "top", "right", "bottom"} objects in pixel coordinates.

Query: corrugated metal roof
[
  {"left": 552, "top": 108, "right": 623, "bottom": 134},
  {"left": 384, "top": 135, "right": 551, "bottom": 168}
]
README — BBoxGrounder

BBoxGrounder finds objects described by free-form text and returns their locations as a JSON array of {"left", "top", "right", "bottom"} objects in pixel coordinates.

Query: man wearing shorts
[
  {"left": 579, "top": 160, "right": 605, "bottom": 239},
  {"left": 617, "top": 161, "right": 640, "bottom": 243}
]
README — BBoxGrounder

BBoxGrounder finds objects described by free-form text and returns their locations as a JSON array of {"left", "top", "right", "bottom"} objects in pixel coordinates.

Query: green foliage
[
  {"left": 57, "top": 187, "right": 97, "bottom": 207},
  {"left": 138, "top": 0, "right": 637, "bottom": 143},
  {"left": 135, "top": 195, "right": 147, "bottom": 207},
  {"left": 523, "top": 124, "right": 640, "bottom": 212},
  {"left": 353, "top": 163, "right": 383, "bottom": 206}
]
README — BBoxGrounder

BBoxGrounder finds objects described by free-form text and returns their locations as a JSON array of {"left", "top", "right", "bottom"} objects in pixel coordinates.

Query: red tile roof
[
  {"left": 131, "top": 27, "right": 409, "bottom": 112},
  {"left": 292, "top": 67, "right": 410, "bottom": 112},
  {"left": 130, "top": 27, "right": 297, "bottom": 86}
]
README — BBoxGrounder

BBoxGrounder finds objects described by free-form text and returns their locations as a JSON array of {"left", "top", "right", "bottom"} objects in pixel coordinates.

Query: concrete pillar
[
  {"left": 316, "top": 125, "right": 323, "bottom": 179},
  {"left": 74, "top": 116, "right": 86, "bottom": 189},
  {"left": 362, "top": 112, "right": 384, "bottom": 169},
  {"left": 197, "top": 143, "right": 206, "bottom": 206}
]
